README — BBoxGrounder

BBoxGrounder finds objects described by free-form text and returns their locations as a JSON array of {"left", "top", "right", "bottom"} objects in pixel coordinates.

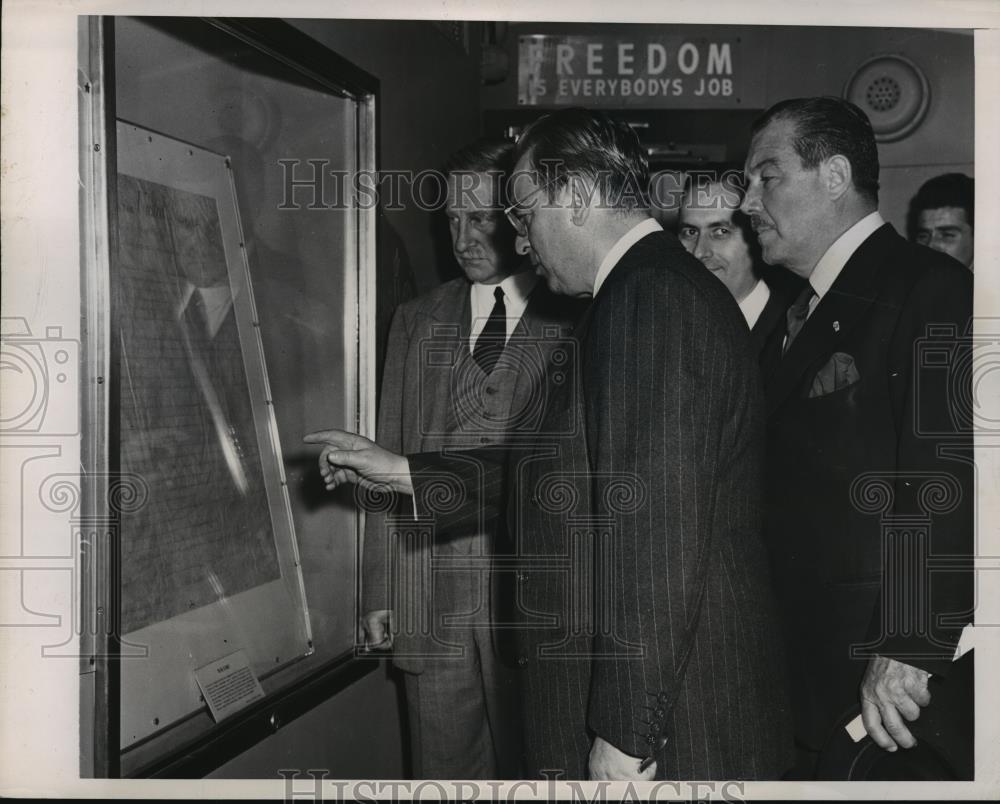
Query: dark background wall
[
  {"left": 480, "top": 24, "right": 973, "bottom": 234},
  {"left": 290, "top": 19, "right": 484, "bottom": 296},
  {"left": 760, "top": 26, "right": 973, "bottom": 236}
]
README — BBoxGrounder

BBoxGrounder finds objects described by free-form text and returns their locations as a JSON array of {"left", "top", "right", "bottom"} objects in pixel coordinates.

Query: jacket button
[
  {"left": 517, "top": 656, "right": 528, "bottom": 666},
  {"left": 516, "top": 572, "right": 528, "bottom": 582}
]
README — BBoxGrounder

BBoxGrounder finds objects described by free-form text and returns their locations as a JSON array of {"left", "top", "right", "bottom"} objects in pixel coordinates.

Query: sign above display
[{"left": 517, "top": 33, "right": 763, "bottom": 109}]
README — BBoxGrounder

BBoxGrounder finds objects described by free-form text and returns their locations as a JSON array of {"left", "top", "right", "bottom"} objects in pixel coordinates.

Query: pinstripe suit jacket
[
  {"left": 410, "top": 230, "right": 794, "bottom": 779},
  {"left": 362, "top": 275, "right": 579, "bottom": 674}
]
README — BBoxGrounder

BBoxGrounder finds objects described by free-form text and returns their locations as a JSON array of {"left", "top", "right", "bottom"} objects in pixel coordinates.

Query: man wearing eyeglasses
[
  {"left": 308, "top": 110, "right": 792, "bottom": 781},
  {"left": 503, "top": 108, "right": 792, "bottom": 781},
  {"left": 359, "top": 139, "right": 579, "bottom": 780}
]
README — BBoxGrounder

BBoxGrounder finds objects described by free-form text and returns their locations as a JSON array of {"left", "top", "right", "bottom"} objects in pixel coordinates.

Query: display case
[{"left": 78, "top": 16, "right": 379, "bottom": 777}]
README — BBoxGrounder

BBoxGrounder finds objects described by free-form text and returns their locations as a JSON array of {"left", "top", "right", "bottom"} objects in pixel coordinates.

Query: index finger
[{"left": 303, "top": 428, "right": 356, "bottom": 447}]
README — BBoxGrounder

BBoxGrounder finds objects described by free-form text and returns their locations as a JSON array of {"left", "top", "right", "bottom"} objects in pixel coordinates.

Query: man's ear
[
  {"left": 568, "top": 174, "right": 597, "bottom": 227},
  {"left": 823, "top": 155, "right": 853, "bottom": 201}
]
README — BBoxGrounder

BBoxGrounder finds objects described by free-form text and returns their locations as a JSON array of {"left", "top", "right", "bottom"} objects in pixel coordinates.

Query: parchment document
[{"left": 117, "top": 175, "right": 280, "bottom": 634}]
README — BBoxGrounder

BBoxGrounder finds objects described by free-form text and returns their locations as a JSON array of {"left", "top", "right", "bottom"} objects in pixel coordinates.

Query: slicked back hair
[
  {"left": 751, "top": 96, "right": 880, "bottom": 206},
  {"left": 443, "top": 138, "right": 516, "bottom": 208},
  {"left": 513, "top": 107, "right": 650, "bottom": 214}
]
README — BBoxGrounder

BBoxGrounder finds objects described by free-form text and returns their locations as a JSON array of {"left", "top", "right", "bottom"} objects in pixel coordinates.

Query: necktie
[
  {"left": 783, "top": 284, "right": 816, "bottom": 356},
  {"left": 473, "top": 286, "right": 506, "bottom": 375}
]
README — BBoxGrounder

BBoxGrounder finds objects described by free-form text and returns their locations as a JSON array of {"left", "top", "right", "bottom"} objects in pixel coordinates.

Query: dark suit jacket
[
  {"left": 362, "top": 275, "right": 579, "bottom": 674},
  {"left": 410, "top": 229, "right": 794, "bottom": 780},
  {"left": 759, "top": 223, "right": 974, "bottom": 750}
]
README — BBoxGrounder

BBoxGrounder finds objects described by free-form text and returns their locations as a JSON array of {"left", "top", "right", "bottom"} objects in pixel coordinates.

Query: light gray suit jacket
[{"left": 361, "top": 274, "right": 579, "bottom": 673}]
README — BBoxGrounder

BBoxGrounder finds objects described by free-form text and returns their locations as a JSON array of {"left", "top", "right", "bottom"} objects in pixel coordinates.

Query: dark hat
[{"left": 815, "top": 650, "right": 973, "bottom": 780}]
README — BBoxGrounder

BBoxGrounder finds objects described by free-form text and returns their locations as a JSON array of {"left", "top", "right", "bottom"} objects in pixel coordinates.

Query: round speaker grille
[
  {"left": 866, "top": 76, "right": 901, "bottom": 111},
  {"left": 844, "top": 55, "right": 930, "bottom": 142}
]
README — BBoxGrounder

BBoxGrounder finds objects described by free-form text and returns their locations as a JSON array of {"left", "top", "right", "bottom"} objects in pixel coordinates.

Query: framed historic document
[
  {"left": 114, "top": 120, "right": 312, "bottom": 749},
  {"left": 78, "top": 17, "right": 379, "bottom": 776}
]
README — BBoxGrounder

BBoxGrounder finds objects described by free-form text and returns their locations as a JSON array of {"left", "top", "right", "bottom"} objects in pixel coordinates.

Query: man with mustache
[
  {"left": 741, "top": 97, "right": 973, "bottom": 778},
  {"left": 359, "top": 139, "right": 578, "bottom": 779}
]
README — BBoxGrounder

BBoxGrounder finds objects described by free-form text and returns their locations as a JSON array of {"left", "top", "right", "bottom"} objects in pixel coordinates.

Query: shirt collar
[
  {"left": 737, "top": 278, "right": 770, "bottom": 329},
  {"left": 809, "top": 211, "right": 884, "bottom": 301},
  {"left": 593, "top": 218, "right": 662, "bottom": 297},
  {"left": 471, "top": 268, "right": 539, "bottom": 309}
]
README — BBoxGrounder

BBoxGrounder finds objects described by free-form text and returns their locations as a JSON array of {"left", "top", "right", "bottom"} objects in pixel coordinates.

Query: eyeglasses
[{"left": 503, "top": 170, "right": 564, "bottom": 237}]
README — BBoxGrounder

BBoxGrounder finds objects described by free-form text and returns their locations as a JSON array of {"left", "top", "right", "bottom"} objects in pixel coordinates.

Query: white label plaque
[{"left": 194, "top": 649, "right": 265, "bottom": 722}]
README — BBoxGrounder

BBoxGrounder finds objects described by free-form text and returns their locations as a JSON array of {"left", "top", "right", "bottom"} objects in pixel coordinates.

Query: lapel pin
[{"left": 832, "top": 320, "right": 840, "bottom": 332}]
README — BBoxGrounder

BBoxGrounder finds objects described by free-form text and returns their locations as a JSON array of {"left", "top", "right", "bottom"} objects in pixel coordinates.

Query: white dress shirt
[
  {"left": 738, "top": 278, "right": 771, "bottom": 329},
  {"left": 468, "top": 269, "right": 539, "bottom": 353},
  {"left": 805, "top": 211, "right": 885, "bottom": 318},
  {"left": 593, "top": 218, "right": 663, "bottom": 297}
]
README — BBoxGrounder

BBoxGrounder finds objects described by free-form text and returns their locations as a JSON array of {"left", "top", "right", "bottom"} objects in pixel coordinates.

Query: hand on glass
[{"left": 303, "top": 429, "right": 413, "bottom": 495}]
